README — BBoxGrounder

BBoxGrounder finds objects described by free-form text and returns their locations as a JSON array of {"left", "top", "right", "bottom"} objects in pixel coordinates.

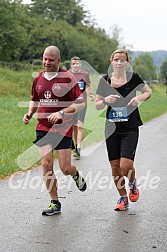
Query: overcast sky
[
  {"left": 23, "top": 0, "right": 166, "bottom": 51},
  {"left": 82, "top": 0, "right": 167, "bottom": 51}
]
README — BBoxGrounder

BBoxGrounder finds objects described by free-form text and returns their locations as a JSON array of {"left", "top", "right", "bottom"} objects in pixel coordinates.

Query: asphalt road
[{"left": 1, "top": 113, "right": 167, "bottom": 252}]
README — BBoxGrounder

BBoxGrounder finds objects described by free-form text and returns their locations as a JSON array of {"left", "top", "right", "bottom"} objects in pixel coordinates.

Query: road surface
[{"left": 1, "top": 113, "right": 167, "bottom": 252}]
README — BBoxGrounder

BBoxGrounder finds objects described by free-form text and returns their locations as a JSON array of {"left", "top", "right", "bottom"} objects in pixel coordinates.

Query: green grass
[
  {"left": 0, "top": 96, "right": 36, "bottom": 177},
  {"left": 0, "top": 67, "right": 167, "bottom": 178},
  {"left": 0, "top": 68, "right": 33, "bottom": 96},
  {"left": 139, "top": 84, "right": 167, "bottom": 122}
]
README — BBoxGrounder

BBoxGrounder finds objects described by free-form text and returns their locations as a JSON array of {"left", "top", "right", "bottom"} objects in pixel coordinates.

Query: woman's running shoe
[{"left": 114, "top": 196, "right": 129, "bottom": 211}]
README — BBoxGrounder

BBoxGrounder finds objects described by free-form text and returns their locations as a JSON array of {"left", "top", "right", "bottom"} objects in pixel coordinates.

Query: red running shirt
[{"left": 31, "top": 68, "right": 84, "bottom": 137}]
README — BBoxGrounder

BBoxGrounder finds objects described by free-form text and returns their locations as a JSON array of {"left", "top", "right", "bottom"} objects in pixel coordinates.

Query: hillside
[{"left": 130, "top": 50, "right": 167, "bottom": 68}]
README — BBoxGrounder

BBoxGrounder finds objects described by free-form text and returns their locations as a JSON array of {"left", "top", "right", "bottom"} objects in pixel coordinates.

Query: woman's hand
[
  {"left": 104, "top": 94, "right": 120, "bottom": 104},
  {"left": 127, "top": 96, "right": 141, "bottom": 106}
]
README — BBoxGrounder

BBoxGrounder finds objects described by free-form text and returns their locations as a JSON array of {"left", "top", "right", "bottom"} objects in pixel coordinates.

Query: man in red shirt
[
  {"left": 69, "top": 56, "right": 94, "bottom": 159},
  {"left": 23, "top": 46, "right": 87, "bottom": 216}
]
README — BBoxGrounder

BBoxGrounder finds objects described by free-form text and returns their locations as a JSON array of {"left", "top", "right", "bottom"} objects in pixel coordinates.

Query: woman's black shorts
[
  {"left": 105, "top": 128, "right": 139, "bottom": 161},
  {"left": 33, "top": 130, "right": 73, "bottom": 150}
]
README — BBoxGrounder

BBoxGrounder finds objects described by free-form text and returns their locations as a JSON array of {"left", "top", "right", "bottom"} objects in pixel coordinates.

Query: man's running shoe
[
  {"left": 42, "top": 201, "right": 61, "bottom": 216},
  {"left": 129, "top": 178, "right": 139, "bottom": 202},
  {"left": 73, "top": 171, "right": 87, "bottom": 192},
  {"left": 114, "top": 196, "right": 129, "bottom": 211},
  {"left": 73, "top": 148, "right": 80, "bottom": 160}
]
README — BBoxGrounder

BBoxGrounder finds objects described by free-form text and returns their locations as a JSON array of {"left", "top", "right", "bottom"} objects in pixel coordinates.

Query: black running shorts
[
  {"left": 33, "top": 131, "right": 73, "bottom": 150},
  {"left": 105, "top": 128, "right": 139, "bottom": 161}
]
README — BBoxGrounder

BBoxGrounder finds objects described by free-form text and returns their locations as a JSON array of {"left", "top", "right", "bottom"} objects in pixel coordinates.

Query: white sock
[{"left": 121, "top": 194, "right": 127, "bottom": 198}]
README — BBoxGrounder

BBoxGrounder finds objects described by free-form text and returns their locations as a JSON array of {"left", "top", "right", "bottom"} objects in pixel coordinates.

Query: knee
[
  {"left": 111, "top": 164, "right": 120, "bottom": 175},
  {"left": 42, "top": 160, "right": 53, "bottom": 175},
  {"left": 77, "top": 121, "right": 84, "bottom": 129},
  {"left": 120, "top": 163, "right": 133, "bottom": 176},
  {"left": 60, "top": 165, "right": 71, "bottom": 176}
]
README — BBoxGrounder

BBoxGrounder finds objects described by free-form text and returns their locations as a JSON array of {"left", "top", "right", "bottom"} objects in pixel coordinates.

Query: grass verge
[{"left": 0, "top": 67, "right": 167, "bottom": 178}]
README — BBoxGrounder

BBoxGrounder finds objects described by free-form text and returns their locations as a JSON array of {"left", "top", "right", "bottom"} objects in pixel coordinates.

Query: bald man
[{"left": 23, "top": 46, "right": 87, "bottom": 216}]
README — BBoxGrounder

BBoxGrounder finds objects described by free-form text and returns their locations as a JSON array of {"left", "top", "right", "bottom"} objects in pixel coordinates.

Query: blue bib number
[
  {"left": 108, "top": 107, "right": 128, "bottom": 122},
  {"left": 78, "top": 81, "right": 84, "bottom": 90}
]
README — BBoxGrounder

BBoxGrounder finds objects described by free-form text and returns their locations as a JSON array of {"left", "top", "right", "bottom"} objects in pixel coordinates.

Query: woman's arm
[
  {"left": 128, "top": 84, "right": 151, "bottom": 106},
  {"left": 139, "top": 84, "right": 152, "bottom": 101},
  {"left": 96, "top": 94, "right": 121, "bottom": 110}
]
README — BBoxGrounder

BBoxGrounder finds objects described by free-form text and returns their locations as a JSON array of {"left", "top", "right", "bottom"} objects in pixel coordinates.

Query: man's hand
[
  {"left": 90, "top": 93, "right": 95, "bottom": 101},
  {"left": 23, "top": 113, "right": 33, "bottom": 124},
  {"left": 47, "top": 112, "right": 63, "bottom": 124}
]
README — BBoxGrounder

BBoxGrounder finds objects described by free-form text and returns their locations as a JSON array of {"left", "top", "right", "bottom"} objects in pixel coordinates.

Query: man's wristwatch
[{"left": 59, "top": 110, "right": 64, "bottom": 117}]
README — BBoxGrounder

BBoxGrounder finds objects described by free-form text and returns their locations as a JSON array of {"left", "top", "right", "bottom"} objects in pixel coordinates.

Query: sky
[{"left": 23, "top": 0, "right": 166, "bottom": 51}]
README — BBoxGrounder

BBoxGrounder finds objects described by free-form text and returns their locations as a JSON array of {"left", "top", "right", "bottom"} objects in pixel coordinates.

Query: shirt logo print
[
  {"left": 44, "top": 90, "right": 51, "bottom": 99},
  {"left": 54, "top": 83, "right": 61, "bottom": 90}
]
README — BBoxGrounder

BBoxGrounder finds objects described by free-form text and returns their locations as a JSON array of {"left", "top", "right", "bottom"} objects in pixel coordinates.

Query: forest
[{"left": 1, "top": 0, "right": 167, "bottom": 82}]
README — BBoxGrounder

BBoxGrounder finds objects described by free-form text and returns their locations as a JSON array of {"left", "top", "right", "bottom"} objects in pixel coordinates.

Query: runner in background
[{"left": 68, "top": 56, "right": 94, "bottom": 159}]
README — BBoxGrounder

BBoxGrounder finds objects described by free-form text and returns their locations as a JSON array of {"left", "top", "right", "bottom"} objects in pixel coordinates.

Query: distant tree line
[
  {"left": 131, "top": 51, "right": 167, "bottom": 84},
  {"left": 0, "top": 0, "right": 118, "bottom": 73},
  {"left": 131, "top": 53, "right": 167, "bottom": 84},
  {"left": 160, "top": 59, "right": 167, "bottom": 84},
  {"left": 132, "top": 54, "right": 157, "bottom": 82},
  {"left": 0, "top": 0, "right": 166, "bottom": 81}
]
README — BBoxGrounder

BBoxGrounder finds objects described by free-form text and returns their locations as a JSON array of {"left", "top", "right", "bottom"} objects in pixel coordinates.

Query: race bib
[
  {"left": 78, "top": 81, "right": 84, "bottom": 90},
  {"left": 108, "top": 107, "right": 129, "bottom": 122}
]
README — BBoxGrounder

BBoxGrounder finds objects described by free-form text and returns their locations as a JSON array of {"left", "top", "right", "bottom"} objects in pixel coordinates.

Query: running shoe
[
  {"left": 73, "top": 171, "right": 87, "bottom": 191},
  {"left": 42, "top": 201, "right": 61, "bottom": 216},
  {"left": 73, "top": 148, "right": 80, "bottom": 160},
  {"left": 129, "top": 178, "right": 139, "bottom": 202},
  {"left": 114, "top": 196, "right": 129, "bottom": 211}
]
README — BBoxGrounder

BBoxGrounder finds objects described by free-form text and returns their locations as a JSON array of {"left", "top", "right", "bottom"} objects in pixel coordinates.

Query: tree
[
  {"left": 0, "top": 0, "right": 120, "bottom": 72},
  {"left": 74, "top": 25, "right": 118, "bottom": 72},
  {"left": 29, "top": 0, "right": 87, "bottom": 26},
  {"left": 132, "top": 53, "right": 157, "bottom": 81},
  {"left": 0, "top": 0, "right": 29, "bottom": 61},
  {"left": 160, "top": 59, "right": 167, "bottom": 84}
]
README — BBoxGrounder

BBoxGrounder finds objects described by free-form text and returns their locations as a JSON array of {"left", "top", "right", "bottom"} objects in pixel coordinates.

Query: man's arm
[
  {"left": 23, "top": 101, "right": 39, "bottom": 124},
  {"left": 47, "top": 99, "right": 85, "bottom": 125}
]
